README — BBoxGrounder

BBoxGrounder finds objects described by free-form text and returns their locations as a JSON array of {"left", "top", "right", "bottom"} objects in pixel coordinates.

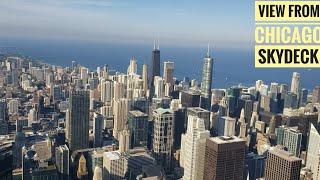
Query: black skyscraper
[{"left": 150, "top": 42, "right": 160, "bottom": 97}]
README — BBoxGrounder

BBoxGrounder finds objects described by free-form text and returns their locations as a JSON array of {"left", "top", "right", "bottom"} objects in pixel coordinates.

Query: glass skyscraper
[
  {"left": 150, "top": 43, "right": 160, "bottom": 97},
  {"left": 200, "top": 46, "right": 213, "bottom": 110}
]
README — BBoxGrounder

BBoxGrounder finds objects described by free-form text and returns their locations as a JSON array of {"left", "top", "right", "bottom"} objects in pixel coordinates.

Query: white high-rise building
[
  {"left": 142, "top": 64, "right": 148, "bottom": 96},
  {"left": 152, "top": 108, "right": 173, "bottom": 173},
  {"left": 119, "top": 129, "right": 130, "bottom": 153},
  {"left": 127, "top": 58, "right": 137, "bottom": 75},
  {"left": 154, "top": 76, "right": 164, "bottom": 98},
  {"left": 80, "top": 67, "right": 89, "bottom": 81},
  {"left": 270, "top": 82, "right": 279, "bottom": 94},
  {"left": 238, "top": 109, "right": 247, "bottom": 138},
  {"left": 93, "top": 166, "right": 102, "bottom": 180},
  {"left": 180, "top": 115, "right": 210, "bottom": 180},
  {"left": 100, "top": 105, "right": 113, "bottom": 117},
  {"left": 224, "top": 117, "right": 236, "bottom": 136},
  {"left": 255, "top": 80, "right": 264, "bottom": 91},
  {"left": 250, "top": 111, "right": 259, "bottom": 128},
  {"left": 28, "top": 108, "right": 37, "bottom": 127},
  {"left": 306, "top": 124, "right": 320, "bottom": 179},
  {"left": 8, "top": 99, "right": 19, "bottom": 115},
  {"left": 164, "top": 83, "right": 171, "bottom": 97},
  {"left": 103, "top": 151, "right": 128, "bottom": 179},
  {"left": 113, "top": 82, "right": 125, "bottom": 101},
  {"left": 100, "top": 80, "right": 114, "bottom": 104},
  {"left": 113, "top": 98, "right": 130, "bottom": 139},
  {"left": 290, "top": 72, "right": 300, "bottom": 95},
  {"left": 259, "top": 84, "right": 269, "bottom": 96},
  {"left": 55, "top": 145, "right": 69, "bottom": 179}
]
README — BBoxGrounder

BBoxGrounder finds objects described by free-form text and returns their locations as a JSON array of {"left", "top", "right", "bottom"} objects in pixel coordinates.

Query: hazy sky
[{"left": 0, "top": 0, "right": 253, "bottom": 49}]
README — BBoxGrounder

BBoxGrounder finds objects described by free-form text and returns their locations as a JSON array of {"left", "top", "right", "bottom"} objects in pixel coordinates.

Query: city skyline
[
  {"left": 0, "top": 1, "right": 320, "bottom": 180},
  {"left": 0, "top": 41, "right": 319, "bottom": 179}
]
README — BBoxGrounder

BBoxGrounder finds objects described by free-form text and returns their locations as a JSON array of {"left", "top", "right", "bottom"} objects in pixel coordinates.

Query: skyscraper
[
  {"left": 180, "top": 115, "right": 210, "bottom": 180},
  {"left": 119, "top": 129, "right": 130, "bottom": 153},
  {"left": 154, "top": 76, "right": 164, "bottom": 98},
  {"left": 80, "top": 67, "right": 88, "bottom": 82},
  {"left": 103, "top": 151, "right": 128, "bottom": 179},
  {"left": 55, "top": 145, "right": 69, "bottom": 179},
  {"left": 113, "top": 82, "right": 125, "bottom": 101},
  {"left": 299, "top": 88, "right": 308, "bottom": 107},
  {"left": 152, "top": 108, "right": 173, "bottom": 173},
  {"left": 0, "top": 99, "right": 7, "bottom": 122},
  {"left": 203, "top": 136, "right": 246, "bottom": 180},
  {"left": 264, "top": 147, "right": 301, "bottom": 180},
  {"left": 290, "top": 72, "right": 300, "bottom": 95},
  {"left": 0, "top": 99, "right": 8, "bottom": 135},
  {"left": 306, "top": 124, "right": 320, "bottom": 179},
  {"left": 100, "top": 80, "right": 114, "bottom": 104},
  {"left": 93, "top": 112, "right": 104, "bottom": 147},
  {"left": 170, "top": 100, "right": 187, "bottom": 150},
  {"left": 276, "top": 126, "right": 302, "bottom": 157},
  {"left": 0, "top": 142, "right": 13, "bottom": 180},
  {"left": 142, "top": 64, "right": 148, "bottom": 96},
  {"left": 128, "top": 110, "right": 148, "bottom": 148},
  {"left": 200, "top": 45, "right": 213, "bottom": 110},
  {"left": 113, "top": 98, "right": 130, "bottom": 139},
  {"left": 216, "top": 116, "right": 236, "bottom": 136},
  {"left": 27, "top": 108, "right": 37, "bottom": 127},
  {"left": 224, "top": 116, "right": 236, "bottom": 136},
  {"left": 93, "top": 166, "right": 102, "bottom": 180},
  {"left": 127, "top": 57, "right": 138, "bottom": 75},
  {"left": 163, "top": 61, "right": 174, "bottom": 85},
  {"left": 187, "top": 107, "right": 210, "bottom": 131},
  {"left": 239, "top": 109, "right": 247, "bottom": 138},
  {"left": 66, "top": 90, "right": 90, "bottom": 152},
  {"left": 244, "top": 152, "right": 266, "bottom": 180},
  {"left": 150, "top": 42, "right": 160, "bottom": 97},
  {"left": 103, "top": 64, "right": 109, "bottom": 79}
]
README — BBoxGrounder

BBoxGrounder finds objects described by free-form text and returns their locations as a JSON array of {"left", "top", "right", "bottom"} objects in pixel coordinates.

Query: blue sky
[{"left": 0, "top": 0, "right": 253, "bottom": 49}]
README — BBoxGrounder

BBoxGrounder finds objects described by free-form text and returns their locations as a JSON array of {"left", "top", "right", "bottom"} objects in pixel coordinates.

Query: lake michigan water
[{"left": 0, "top": 38, "right": 319, "bottom": 90}]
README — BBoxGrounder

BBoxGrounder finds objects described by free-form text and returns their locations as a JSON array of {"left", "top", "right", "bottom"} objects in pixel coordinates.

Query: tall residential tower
[{"left": 200, "top": 45, "right": 213, "bottom": 110}]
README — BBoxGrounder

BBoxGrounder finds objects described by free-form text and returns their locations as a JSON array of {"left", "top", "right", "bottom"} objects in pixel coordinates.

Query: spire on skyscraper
[
  {"left": 157, "top": 38, "right": 160, "bottom": 50},
  {"left": 207, "top": 43, "right": 210, "bottom": 57}
]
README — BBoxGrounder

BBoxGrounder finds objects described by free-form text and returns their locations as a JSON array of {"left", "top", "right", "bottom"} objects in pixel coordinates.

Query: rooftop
[
  {"left": 104, "top": 151, "right": 121, "bottom": 160},
  {"left": 209, "top": 136, "right": 245, "bottom": 144},
  {"left": 129, "top": 110, "right": 148, "bottom": 117},
  {"left": 188, "top": 107, "right": 209, "bottom": 112},
  {"left": 268, "top": 146, "right": 301, "bottom": 162},
  {"left": 154, "top": 108, "right": 172, "bottom": 115}
]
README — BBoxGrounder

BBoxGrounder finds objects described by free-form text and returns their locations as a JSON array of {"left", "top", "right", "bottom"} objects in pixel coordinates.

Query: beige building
[
  {"left": 203, "top": 136, "right": 246, "bottom": 180},
  {"left": 180, "top": 115, "right": 210, "bottom": 180},
  {"left": 264, "top": 147, "right": 302, "bottom": 180}
]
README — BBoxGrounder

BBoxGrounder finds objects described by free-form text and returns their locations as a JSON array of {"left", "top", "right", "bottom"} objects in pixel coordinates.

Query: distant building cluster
[{"left": 0, "top": 43, "right": 319, "bottom": 180}]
